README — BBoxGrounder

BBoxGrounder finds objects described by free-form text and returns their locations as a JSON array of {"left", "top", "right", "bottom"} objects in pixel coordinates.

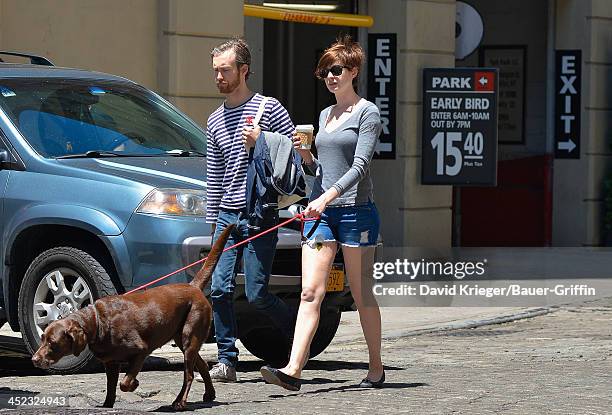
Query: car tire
[
  {"left": 239, "top": 326, "right": 287, "bottom": 365},
  {"left": 239, "top": 309, "right": 341, "bottom": 364},
  {"left": 17, "top": 247, "right": 117, "bottom": 374},
  {"left": 309, "top": 309, "right": 342, "bottom": 358}
]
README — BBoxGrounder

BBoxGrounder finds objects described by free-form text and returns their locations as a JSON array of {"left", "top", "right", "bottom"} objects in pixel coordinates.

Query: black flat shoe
[
  {"left": 359, "top": 370, "right": 385, "bottom": 388},
  {"left": 260, "top": 365, "right": 301, "bottom": 391}
]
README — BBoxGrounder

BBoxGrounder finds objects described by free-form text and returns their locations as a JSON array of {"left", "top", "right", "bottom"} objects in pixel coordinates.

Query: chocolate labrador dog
[{"left": 31, "top": 225, "right": 234, "bottom": 410}]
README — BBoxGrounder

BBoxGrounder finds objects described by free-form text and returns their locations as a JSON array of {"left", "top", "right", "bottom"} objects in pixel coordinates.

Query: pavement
[
  {"left": 147, "top": 305, "right": 553, "bottom": 364},
  {"left": 0, "top": 305, "right": 548, "bottom": 361},
  {"left": 0, "top": 299, "right": 610, "bottom": 414}
]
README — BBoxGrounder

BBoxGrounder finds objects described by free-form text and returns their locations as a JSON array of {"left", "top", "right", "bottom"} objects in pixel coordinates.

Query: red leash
[{"left": 124, "top": 213, "right": 315, "bottom": 295}]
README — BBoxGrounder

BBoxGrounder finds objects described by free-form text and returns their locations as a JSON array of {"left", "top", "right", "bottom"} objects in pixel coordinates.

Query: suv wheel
[
  {"left": 239, "top": 309, "right": 341, "bottom": 364},
  {"left": 309, "top": 309, "right": 342, "bottom": 357},
  {"left": 18, "top": 247, "right": 117, "bottom": 374}
]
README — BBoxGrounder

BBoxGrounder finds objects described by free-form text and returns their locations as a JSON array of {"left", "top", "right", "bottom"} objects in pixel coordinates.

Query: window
[{"left": 0, "top": 79, "right": 206, "bottom": 158}]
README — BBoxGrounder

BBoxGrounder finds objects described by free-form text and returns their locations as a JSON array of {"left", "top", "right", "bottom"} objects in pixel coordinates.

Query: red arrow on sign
[{"left": 474, "top": 72, "right": 495, "bottom": 91}]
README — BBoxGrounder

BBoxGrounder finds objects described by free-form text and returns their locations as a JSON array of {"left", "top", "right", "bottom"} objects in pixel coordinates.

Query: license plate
[{"left": 326, "top": 264, "right": 345, "bottom": 292}]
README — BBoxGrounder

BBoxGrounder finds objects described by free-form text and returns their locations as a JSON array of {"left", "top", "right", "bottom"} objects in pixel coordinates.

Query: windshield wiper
[
  {"left": 165, "top": 149, "right": 206, "bottom": 157},
  {"left": 56, "top": 151, "right": 144, "bottom": 159},
  {"left": 56, "top": 149, "right": 205, "bottom": 159}
]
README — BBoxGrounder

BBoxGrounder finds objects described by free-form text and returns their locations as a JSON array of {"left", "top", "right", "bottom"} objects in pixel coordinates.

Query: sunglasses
[{"left": 317, "top": 65, "right": 350, "bottom": 79}]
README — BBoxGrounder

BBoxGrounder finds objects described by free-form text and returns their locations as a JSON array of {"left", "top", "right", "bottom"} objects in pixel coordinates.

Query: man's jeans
[{"left": 211, "top": 208, "right": 294, "bottom": 368}]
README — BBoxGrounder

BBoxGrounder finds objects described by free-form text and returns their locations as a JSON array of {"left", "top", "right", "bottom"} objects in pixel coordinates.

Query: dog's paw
[
  {"left": 120, "top": 377, "right": 139, "bottom": 392},
  {"left": 172, "top": 399, "right": 187, "bottom": 411},
  {"left": 202, "top": 390, "right": 216, "bottom": 402}
]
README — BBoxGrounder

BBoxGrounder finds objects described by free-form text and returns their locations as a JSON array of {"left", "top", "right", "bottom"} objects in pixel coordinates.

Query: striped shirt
[{"left": 206, "top": 93, "right": 294, "bottom": 223}]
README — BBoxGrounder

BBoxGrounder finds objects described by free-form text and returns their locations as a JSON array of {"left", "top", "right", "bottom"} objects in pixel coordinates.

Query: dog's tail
[{"left": 191, "top": 224, "right": 235, "bottom": 291}]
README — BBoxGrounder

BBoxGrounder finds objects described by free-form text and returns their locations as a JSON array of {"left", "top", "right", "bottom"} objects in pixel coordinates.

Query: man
[{"left": 200, "top": 38, "right": 295, "bottom": 383}]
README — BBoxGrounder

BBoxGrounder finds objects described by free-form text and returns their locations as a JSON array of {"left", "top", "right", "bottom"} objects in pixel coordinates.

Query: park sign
[{"left": 421, "top": 68, "right": 499, "bottom": 185}]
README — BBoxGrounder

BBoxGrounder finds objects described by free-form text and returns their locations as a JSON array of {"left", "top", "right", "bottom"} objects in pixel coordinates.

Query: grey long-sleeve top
[{"left": 305, "top": 99, "right": 382, "bottom": 206}]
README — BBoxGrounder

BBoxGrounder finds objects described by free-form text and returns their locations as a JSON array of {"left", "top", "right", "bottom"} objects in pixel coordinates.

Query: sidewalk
[
  {"left": 7, "top": 302, "right": 610, "bottom": 414},
  {"left": 143, "top": 306, "right": 548, "bottom": 362},
  {"left": 336, "top": 305, "right": 551, "bottom": 341},
  {"left": 0, "top": 306, "right": 549, "bottom": 362}
]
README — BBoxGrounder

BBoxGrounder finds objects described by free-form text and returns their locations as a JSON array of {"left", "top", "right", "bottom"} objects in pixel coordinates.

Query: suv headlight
[{"left": 136, "top": 188, "right": 206, "bottom": 216}]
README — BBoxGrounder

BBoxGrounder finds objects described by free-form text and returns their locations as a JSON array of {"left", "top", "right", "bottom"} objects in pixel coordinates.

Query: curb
[{"left": 382, "top": 306, "right": 557, "bottom": 340}]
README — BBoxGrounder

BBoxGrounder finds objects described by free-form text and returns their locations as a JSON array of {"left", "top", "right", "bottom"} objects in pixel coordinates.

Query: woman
[{"left": 260, "top": 35, "right": 384, "bottom": 391}]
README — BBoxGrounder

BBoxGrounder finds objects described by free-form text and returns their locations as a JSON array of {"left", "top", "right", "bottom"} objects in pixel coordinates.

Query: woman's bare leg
[
  {"left": 281, "top": 241, "right": 337, "bottom": 378},
  {"left": 342, "top": 245, "right": 383, "bottom": 380}
]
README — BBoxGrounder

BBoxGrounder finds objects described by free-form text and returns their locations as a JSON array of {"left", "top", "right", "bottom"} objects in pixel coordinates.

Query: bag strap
[
  {"left": 245, "top": 96, "right": 269, "bottom": 155},
  {"left": 253, "top": 96, "right": 269, "bottom": 127}
]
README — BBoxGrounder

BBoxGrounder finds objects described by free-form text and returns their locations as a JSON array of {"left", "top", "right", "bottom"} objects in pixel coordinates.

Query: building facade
[{"left": 0, "top": 0, "right": 610, "bottom": 249}]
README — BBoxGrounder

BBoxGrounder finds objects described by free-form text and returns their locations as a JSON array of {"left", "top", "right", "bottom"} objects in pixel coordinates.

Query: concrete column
[
  {"left": 369, "top": 0, "right": 455, "bottom": 249},
  {"left": 244, "top": 2, "right": 264, "bottom": 94},
  {"left": 158, "top": 0, "right": 244, "bottom": 128},
  {"left": 552, "top": 0, "right": 612, "bottom": 246},
  {"left": 0, "top": 0, "right": 158, "bottom": 89}
]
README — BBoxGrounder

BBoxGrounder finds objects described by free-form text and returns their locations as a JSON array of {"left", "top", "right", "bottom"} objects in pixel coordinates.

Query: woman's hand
[
  {"left": 292, "top": 131, "right": 314, "bottom": 164},
  {"left": 304, "top": 187, "right": 338, "bottom": 218},
  {"left": 303, "top": 195, "right": 328, "bottom": 218}
]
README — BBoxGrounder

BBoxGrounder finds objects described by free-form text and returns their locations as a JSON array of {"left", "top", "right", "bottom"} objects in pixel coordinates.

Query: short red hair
[{"left": 315, "top": 35, "right": 364, "bottom": 88}]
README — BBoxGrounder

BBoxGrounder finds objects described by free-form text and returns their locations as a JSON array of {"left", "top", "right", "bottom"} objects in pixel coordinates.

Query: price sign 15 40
[{"left": 430, "top": 131, "right": 484, "bottom": 176}]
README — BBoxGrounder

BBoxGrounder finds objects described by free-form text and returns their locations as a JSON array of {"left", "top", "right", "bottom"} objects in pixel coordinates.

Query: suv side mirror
[
  {"left": 0, "top": 146, "right": 25, "bottom": 171},
  {"left": 0, "top": 150, "right": 10, "bottom": 170}
]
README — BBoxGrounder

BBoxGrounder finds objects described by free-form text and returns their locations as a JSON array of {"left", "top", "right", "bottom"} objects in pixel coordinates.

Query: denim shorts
[{"left": 303, "top": 200, "right": 380, "bottom": 247}]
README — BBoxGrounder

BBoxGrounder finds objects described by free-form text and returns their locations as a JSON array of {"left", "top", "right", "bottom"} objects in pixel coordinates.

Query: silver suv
[{"left": 0, "top": 52, "right": 352, "bottom": 373}]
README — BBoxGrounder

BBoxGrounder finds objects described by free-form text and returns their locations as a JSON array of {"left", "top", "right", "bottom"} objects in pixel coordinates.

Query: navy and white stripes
[{"left": 206, "top": 93, "right": 294, "bottom": 223}]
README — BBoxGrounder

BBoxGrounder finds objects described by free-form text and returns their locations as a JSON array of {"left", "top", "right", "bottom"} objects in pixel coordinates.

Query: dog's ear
[{"left": 67, "top": 323, "right": 87, "bottom": 357}]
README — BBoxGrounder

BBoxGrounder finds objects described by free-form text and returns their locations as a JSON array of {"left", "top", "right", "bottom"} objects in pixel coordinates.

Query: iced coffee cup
[{"left": 295, "top": 124, "right": 314, "bottom": 150}]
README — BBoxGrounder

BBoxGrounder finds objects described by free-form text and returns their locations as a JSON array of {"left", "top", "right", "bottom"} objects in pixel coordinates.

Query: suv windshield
[{"left": 0, "top": 79, "right": 206, "bottom": 158}]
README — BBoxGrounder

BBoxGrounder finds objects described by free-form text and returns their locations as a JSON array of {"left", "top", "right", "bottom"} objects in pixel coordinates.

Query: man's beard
[{"left": 216, "top": 77, "right": 240, "bottom": 94}]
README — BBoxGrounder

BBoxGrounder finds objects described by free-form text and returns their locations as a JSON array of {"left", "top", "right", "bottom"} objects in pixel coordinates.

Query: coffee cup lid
[{"left": 296, "top": 124, "right": 314, "bottom": 130}]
